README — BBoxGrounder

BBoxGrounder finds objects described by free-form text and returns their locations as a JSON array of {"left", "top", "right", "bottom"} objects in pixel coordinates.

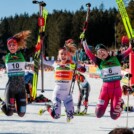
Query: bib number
[
  {"left": 12, "top": 63, "right": 20, "bottom": 69},
  {"left": 109, "top": 68, "right": 112, "bottom": 73}
]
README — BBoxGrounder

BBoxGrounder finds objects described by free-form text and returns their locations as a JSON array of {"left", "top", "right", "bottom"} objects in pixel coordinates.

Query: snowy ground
[{"left": 0, "top": 71, "right": 134, "bottom": 134}]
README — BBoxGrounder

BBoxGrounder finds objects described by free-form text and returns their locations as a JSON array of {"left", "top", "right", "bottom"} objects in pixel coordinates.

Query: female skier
[
  {"left": 39, "top": 45, "right": 86, "bottom": 122},
  {"left": 1, "top": 30, "right": 31, "bottom": 117},
  {"left": 82, "top": 39, "right": 132, "bottom": 120}
]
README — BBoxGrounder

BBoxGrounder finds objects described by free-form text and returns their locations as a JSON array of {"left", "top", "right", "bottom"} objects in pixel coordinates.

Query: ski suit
[
  {"left": 83, "top": 40, "right": 132, "bottom": 120},
  {"left": 76, "top": 74, "right": 90, "bottom": 111},
  {"left": 48, "top": 62, "right": 75, "bottom": 119},
  {"left": 2, "top": 51, "right": 26, "bottom": 117},
  {"left": 44, "top": 60, "right": 85, "bottom": 119}
]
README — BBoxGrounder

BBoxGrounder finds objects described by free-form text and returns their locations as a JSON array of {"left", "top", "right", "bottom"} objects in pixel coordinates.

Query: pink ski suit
[{"left": 83, "top": 40, "right": 132, "bottom": 120}]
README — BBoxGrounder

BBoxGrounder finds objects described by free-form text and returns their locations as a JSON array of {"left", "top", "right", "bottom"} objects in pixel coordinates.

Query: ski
[
  {"left": 116, "top": 0, "right": 134, "bottom": 39},
  {"left": 38, "top": 102, "right": 53, "bottom": 115},
  {"left": 116, "top": 1, "right": 134, "bottom": 128},
  {"left": 116, "top": 0, "right": 134, "bottom": 85},
  {"left": 32, "top": 1, "right": 48, "bottom": 99},
  {"left": 61, "top": 112, "right": 94, "bottom": 117},
  {"left": 38, "top": 108, "right": 46, "bottom": 115}
]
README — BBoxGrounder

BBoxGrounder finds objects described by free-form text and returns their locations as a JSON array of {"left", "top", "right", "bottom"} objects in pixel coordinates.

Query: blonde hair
[
  {"left": 13, "top": 30, "right": 31, "bottom": 49},
  {"left": 64, "top": 39, "right": 77, "bottom": 55}
]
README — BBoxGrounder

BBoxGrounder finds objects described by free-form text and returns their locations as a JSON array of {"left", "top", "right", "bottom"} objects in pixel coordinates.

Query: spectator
[{"left": 108, "top": 127, "right": 133, "bottom": 134}]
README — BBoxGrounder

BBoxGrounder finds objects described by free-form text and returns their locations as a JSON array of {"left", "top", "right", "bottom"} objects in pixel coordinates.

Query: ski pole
[
  {"left": 80, "top": 3, "right": 91, "bottom": 42},
  {"left": 69, "top": 3, "right": 91, "bottom": 95},
  {"left": 125, "top": 73, "right": 132, "bottom": 128},
  {"left": 33, "top": 0, "right": 46, "bottom": 93},
  {"left": 83, "top": 3, "right": 91, "bottom": 33}
]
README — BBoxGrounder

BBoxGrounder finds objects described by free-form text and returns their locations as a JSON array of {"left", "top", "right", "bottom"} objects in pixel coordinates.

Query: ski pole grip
[
  {"left": 32, "top": 0, "right": 46, "bottom": 7},
  {"left": 86, "top": 3, "right": 91, "bottom": 7},
  {"left": 33, "top": 0, "right": 38, "bottom": 4},
  {"left": 40, "top": 2, "right": 46, "bottom": 7}
]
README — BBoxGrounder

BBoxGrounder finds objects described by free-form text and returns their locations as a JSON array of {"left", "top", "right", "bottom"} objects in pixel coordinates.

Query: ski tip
[{"left": 38, "top": 109, "right": 44, "bottom": 115}]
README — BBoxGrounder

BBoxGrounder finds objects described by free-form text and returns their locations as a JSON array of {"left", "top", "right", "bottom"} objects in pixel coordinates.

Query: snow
[{"left": 0, "top": 71, "right": 134, "bottom": 134}]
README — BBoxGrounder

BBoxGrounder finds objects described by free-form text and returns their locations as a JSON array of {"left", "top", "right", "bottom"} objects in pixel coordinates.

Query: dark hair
[{"left": 108, "top": 127, "right": 133, "bottom": 134}]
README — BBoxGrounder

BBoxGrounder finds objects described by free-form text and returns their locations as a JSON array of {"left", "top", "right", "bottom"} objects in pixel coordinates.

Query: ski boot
[
  {"left": 66, "top": 117, "right": 71, "bottom": 123},
  {"left": 0, "top": 98, "right": 5, "bottom": 108},
  {"left": 120, "top": 98, "right": 125, "bottom": 112},
  {"left": 74, "top": 108, "right": 80, "bottom": 115},
  {"left": 81, "top": 107, "right": 88, "bottom": 115},
  {"left": 124, "top": 106, "right": 133, "bottom": 112},
  {"left": 66, "top": 116, "right": 73, "bottom": 123},
  {"left": 0, "top": 98, "right": 6, "bottom": 114},
  {"left": 34, "top": 94, "right": 51, "bottom": 103}
]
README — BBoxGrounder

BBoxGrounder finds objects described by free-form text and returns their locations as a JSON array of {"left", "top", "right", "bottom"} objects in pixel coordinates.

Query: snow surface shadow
[
  {"left": 37, "top": 89, "right": 53, "bottom": 91},
  {"left": 0, "top": 119, "right": 65, "bottom": 124},
  {"left": 0, "top": 132, "right": 29, "bottom": 134},
  {"left": 99, "top": 127, "right": 134, "bottom": 132},
  {"left": 0, "top": 88, "right": 53, "bottom": 91},
  {"left": 97, "top": 128, "right": 113, "bottom": 132}
]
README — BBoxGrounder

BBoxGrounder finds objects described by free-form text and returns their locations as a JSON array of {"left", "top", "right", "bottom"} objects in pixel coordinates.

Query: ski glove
[
  {"left": 79, "top": 32, "right": 85, "bottom": 40},
  {"left": 70, "top": 63, "right": 76, "bottom": 70},
  {"left": 77, "top": 66, "right": 86, "bottom": 73}
]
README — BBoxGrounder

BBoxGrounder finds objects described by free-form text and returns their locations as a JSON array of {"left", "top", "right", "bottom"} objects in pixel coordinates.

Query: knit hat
[
  {"left": 95, "top": 44, "right": 107, "bottom": 52},
  {"left": 121, "top": 36, "right": 129, "bottom": 45}
]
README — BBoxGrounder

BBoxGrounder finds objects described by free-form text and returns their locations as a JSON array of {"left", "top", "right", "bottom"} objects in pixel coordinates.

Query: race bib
[
  {"left": 6, "top": 62, "right": 25, "bottom": 76},
  {"left": 101, "top": 66, "right": 122, "bottom": 82}
]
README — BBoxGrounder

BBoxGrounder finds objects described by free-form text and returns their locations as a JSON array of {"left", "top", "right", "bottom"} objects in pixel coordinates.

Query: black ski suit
[{"left": 2, "top": 51, "right": 26, "bottom": 117}]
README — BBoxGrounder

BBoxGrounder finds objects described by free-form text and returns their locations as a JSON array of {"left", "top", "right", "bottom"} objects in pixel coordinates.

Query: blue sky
[{"left": 0, "top": 0, "right": 117, "bottom": 18}]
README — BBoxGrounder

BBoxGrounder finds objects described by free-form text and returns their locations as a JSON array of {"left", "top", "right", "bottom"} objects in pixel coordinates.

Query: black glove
[
  {"left": 77, "top": 66, "right": 86, "bottom": 73},
  {"left": 130, "top": 39, "right": 134, "bottom": 50}
]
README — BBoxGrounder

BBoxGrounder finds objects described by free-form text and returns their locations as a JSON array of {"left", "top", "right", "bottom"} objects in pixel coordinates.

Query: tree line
[{"left": 0, "top": 1, "right": 134, "bottom": 62}]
